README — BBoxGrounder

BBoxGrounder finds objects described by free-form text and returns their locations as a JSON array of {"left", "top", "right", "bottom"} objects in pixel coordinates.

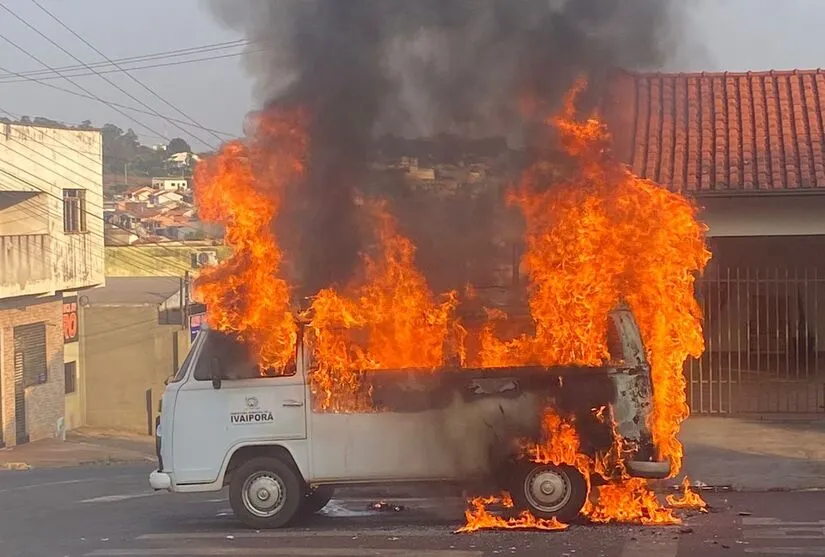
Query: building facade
[
  {"left": 0, "top": 122, "right": 104, "bottom": 446},
  {"left": 604, "top": 69, "right": 825, "bottom": 414},
  {"left": 78, "top": 277, "right": 191, "bottom": 434}
]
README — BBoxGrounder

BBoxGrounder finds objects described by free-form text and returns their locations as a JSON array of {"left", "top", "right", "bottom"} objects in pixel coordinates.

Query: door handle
[{"left": 282, "top": 399, "right": 304, "bottom": 407}]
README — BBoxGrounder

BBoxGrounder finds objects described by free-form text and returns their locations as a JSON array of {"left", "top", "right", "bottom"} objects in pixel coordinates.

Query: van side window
[{"left": 193, "top": 331, "right": 297, "bottom": 380}]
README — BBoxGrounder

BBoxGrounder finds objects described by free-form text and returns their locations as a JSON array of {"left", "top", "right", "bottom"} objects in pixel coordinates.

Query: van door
[{"left": 171, "top": 331, "right": 307, "bottom": 485}]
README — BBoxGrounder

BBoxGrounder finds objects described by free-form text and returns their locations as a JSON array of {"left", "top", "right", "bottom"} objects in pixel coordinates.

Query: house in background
[
  {"left": 151, "top": 176, "right": 190, "bottom": 192},
  {"left": 0, "top": 122, "right": 105, "bottom": 445},
  {"left": 149, "top": 189, "right": 184, "bottom": 207},
  {"left": 124, "top": 185, "right": 155, "bottom": 203},
  {"left": 604, "top": 68, "right": 825, "bottom": 414}
]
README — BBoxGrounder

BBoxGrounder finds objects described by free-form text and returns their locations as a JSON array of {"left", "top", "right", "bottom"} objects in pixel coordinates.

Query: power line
[
  {"left": 0, "top": 49, "right": 258, "bottom": 85},
  {"left": 0, "top": 29, "right": 174, "bottom": 149},
  {"left": 0, "top": 38, "right": 252, "bottom": 79},
  {"left": 0, "top": 65, "right": 237, "bottom": 139},
  {"left": 0, "top": 3, "right": 216, "bottom": 150},
  {"left": 29, "top": 0, "right": 233, "bottom": 147}
]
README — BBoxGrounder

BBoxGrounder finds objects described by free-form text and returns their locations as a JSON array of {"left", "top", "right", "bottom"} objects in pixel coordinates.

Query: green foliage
[{"left": 166, "top": 137, "right": 191, "bottom": 155}]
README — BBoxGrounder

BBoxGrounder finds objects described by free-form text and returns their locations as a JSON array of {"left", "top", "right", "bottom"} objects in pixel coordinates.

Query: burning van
[{"left": 149, "top": 305, "right": 669, "bottom": 529}]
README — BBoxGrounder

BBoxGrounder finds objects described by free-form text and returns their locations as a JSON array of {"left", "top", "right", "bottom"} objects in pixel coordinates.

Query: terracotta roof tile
[{"left": 603, "top": 69, "right": 825, "bottom": 192}]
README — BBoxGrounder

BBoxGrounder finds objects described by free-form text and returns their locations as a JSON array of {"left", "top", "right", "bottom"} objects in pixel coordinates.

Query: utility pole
[
  {"left": 182, "top": 271, "right": 191, "bottom": 332},
  {"left": 124, "top": 162, "right": 128, "bottom": 186}
]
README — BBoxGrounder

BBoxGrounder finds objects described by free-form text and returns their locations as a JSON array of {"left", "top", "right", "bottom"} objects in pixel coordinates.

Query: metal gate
[
  {"left": 687, "top": 268, "right": 825, "bottom": 414},
  {"left": 12, "top": 322, "right": 47, "bottom": 444}
]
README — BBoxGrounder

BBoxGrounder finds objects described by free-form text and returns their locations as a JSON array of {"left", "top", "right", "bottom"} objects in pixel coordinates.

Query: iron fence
[{"left": 687, "top": 267, "right": 825, "bottom": 414}]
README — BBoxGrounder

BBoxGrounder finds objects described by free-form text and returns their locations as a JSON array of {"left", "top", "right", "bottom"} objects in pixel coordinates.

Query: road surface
[{"left": 2, "top": 463, "right": 825, "bottom": 557}]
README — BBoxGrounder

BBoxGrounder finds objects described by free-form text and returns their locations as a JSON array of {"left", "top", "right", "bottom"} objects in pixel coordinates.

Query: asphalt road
[{"left": 2, "top": 463, "right": 825, "bottom": 557}]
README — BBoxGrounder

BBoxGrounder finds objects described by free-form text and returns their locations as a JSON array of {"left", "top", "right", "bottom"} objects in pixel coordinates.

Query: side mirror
[{"left": 210, "top": 357, "right": 222, "bottom": 390}]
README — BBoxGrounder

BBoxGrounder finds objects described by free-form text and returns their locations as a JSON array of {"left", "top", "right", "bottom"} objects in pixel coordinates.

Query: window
[
  {"left": 13, "top": 322, "right": 48, "bottom": 387},
  {"left": 193, "top": 331, "right": 296, "bottom": 381},
  {"left": 63, "top": 189, "right": 87, "bottom": 233},
  {"left": 64, "top": 361, "right": 77, "bottom": 394}
]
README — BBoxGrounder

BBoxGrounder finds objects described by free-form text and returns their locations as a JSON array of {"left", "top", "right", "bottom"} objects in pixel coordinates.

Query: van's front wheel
[{"left": 230, "top": 456, "right": 303, "bottom": 529}]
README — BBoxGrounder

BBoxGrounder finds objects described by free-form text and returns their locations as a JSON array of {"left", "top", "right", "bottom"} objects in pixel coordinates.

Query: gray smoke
[{"left": 209, "top": 0, "right": 695, "bottom": 294}]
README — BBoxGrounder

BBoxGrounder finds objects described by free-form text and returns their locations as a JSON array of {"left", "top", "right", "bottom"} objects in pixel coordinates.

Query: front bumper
[
  {"left": 626, "top": 459, "right": 671, "bottom": 479},
  {"left": 149, "top": 470, "right": 172, "bottom": 490}
]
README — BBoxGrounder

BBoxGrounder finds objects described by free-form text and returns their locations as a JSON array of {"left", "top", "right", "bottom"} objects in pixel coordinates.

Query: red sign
[{"left": 63, "top": 296, "right": 79, "bottom": 343}]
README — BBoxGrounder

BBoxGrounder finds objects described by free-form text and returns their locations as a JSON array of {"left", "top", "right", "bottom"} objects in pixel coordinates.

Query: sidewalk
[
  {"left": 678, "top": 415, "right": 825, "bottom": 491},
  {"left": 0, "top": 428, "right": 155, "bottom": 470}
]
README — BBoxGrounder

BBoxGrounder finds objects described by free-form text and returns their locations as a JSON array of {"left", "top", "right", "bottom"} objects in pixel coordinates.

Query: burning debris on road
[{"left": 197, "top": 0, "right": 710, "bottom": 533}]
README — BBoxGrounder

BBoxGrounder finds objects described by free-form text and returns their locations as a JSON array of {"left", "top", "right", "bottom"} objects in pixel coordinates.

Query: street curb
[{"left": 0, "top": 455, "right": 154, "bottom": 471}]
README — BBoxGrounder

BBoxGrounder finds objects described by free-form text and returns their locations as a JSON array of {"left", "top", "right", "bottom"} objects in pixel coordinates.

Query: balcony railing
[
  {"left": 0, "top": 232, "right": 102, "bottom": 298},
  {"left": 0, "top": 234, "right": 49, "bottom": 290}
]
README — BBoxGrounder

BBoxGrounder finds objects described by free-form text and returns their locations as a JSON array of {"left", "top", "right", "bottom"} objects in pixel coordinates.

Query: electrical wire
[
  {"left": 29, "top": 0, "right": 228, "bottom": 146},
  {"left": 0, "top": 64, "right": 237, "bottom": 139},
  {"left": 0, "top": 3, "right": 216, "bottom": 149},
  {"left": 0, "top": 38, "right": 252, "bottom": 79},
  {"left": 0, "top": 30, "right": 173, "bottom": 148},
  {"left": 0, "top": 50, "right": 259, "bottom": 84}
]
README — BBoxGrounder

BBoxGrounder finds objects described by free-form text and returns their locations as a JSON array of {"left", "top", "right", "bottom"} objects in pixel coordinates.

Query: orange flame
[
  {"left": 193, "top": 109, "right": 307, "bottom": 371},
  {"left": 462, "top": 81, "right": 708, "bottom": 530},
  {"left": 194, "top": 82, "right": 709, "bottom": 533},
  {"left": 665, "top": 477, "right": 708, "bottom": 512},
  {"left": 456, "top": 494, "right": 568, "bottom": 533},
  {"left": 478, "top": 81, "right": 709, "bottom": 471},
  {"left": 588, "top": 478, "right": 679, "bottom": 525},
  {"left": 305, "top": 203, "right": 459, "bottom": 411}
]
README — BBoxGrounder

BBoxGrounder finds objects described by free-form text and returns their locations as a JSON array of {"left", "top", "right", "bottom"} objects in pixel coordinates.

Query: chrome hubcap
[
  {"left": 242, "top": 473, "right": 286, "bottom": 517},
  {"left": 524, "top": 467, "right": 571, "bottom": 512}
]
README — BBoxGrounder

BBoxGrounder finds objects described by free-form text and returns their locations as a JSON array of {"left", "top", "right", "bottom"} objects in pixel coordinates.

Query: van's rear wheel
[
  {"left": 300, "top": 485, "right": 335, "bottom": 515},
  {"left": 230, "top": 456, "right": 303, "bottom": 529},
  {"left": 510, "top": 463, "right": 588, "bottom": 523}
]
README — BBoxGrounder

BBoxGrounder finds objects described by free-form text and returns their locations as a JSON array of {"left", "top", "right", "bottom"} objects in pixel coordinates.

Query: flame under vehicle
[{"left": 149, "top": 306, "right": 669, "bottom": 529}]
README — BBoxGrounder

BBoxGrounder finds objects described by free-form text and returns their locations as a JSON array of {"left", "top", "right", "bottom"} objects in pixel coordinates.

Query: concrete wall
[
  {"left": 105, "top": 243, "right": 230, "bottom": 277},
  {"left": 80, "top": 305, "right": 189, "bottom": 434},
  {"left": 0, "top": 295, "right": 64, "bottom": 446},
  {"left": 700, "top": 195, "right": 825, "bottom": 237},
  {"left": 0, "top": 191, "right": 48, "bottom": 235},
  {"left": 0, "top": 123, "right": 105, "bottom": 298}
]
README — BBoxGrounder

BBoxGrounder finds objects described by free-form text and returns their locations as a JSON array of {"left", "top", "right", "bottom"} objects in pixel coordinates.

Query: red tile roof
[{"left": 602, "top": 69, "right": 825, "bottom": 193}]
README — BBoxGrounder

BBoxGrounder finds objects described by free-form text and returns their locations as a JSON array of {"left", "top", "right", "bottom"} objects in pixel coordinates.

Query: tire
[
  {"left": 299, "top": 485, "right": 335, "bottom": 515},
  {"left": 229, "top": 456, "right": 304, "bottom": 529},
  {"left": 510, "top": 463, "right": 588, "bottom": 523}
]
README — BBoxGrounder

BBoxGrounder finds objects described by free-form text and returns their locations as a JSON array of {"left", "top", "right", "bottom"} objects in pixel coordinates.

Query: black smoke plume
[{"left": 209, "top": 0, "right": 694, "bottom": 294}]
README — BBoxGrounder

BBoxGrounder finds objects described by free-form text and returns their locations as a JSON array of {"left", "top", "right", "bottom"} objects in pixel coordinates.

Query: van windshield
[{"left": 193, "top": 331, "right": 297, "bottom": 380}]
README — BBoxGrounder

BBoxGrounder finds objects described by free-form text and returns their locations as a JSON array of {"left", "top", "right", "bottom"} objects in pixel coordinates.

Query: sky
[{"left": 1, "top": 0, "right": 824, "bottom": 151}]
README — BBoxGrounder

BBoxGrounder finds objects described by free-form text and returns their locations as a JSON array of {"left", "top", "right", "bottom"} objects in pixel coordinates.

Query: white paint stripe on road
[
  {"left": 743, "top": 518, "right": 825, "bottom": 526},
  {"left": 745, "top": 548, "right": 825, "bottom": 555},
  {"left": 619, "top": 536, "right": 678, "bottom": 557},
  {"left": 80, "top": 493, "right": 157, "bottom": 504},
  {"left": 0, "top": 478, "right": 96, "bottom": 494},
  {"left": 85, "top": 548, "right": 482, "bottom": 556},
  {"left": 138, "top": 529, "right": 446, "bottom": 540},
  {"left": 744, "top": 529, "right": 825, "bottom": 540}
]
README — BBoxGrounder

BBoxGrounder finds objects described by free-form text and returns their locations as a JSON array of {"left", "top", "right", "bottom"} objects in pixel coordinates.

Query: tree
[{"left": 166, "top": 137, "right": 191, "bottom": 155}]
